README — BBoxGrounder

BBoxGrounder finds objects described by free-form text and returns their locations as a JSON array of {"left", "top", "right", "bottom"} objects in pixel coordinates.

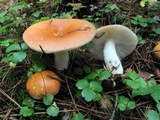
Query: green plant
[
  {"left": 74, "top": 65, "right": 91, "bottom": 75},
  {"left": 123, "top": 71, "right": 160, "bottom": 119},
  {"left": 147, "top": 102, "right": 160, "bottom": 120},
  {"left": 140, "top": 0, "right": 157, "bottom": 7},
  {"left": 117, "top": 96, "right": 136, "bottom": 111},
  {"left": 137, "top": 35, "right": 146, "bottom": 44},
  {"left": 0, "top": 3, "right": 27, "bottom": 34},
  {"left": 20, "top": 94, "right": 59, "bottom": 117},
  {"left": 131, "top": 15, "right": 157, "bottom": 27},
  {"left": 76, "top": 68, "right": 111, "bottom": 102},
  {"left": 0, "top": 39, "right": 28, "bottom": 65},
  {"left": 71, "top": 113, "right": 84, "bottom": 120}
]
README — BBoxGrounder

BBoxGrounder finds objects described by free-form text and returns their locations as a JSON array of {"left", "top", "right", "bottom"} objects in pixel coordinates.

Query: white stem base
[
  {"left": 103, "top": 39, "right": 123, "bottom": 75},
  {"left": 54, "top": 51, "right": 69, "bottom": 70}
]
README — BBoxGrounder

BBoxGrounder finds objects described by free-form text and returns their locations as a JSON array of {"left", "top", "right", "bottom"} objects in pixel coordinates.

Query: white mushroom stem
[
  {"left": 54, "top": 51, "right": 69, "bottom": 70},
  {"left": 103, "top": 39, "right": 123, "bottom": 75}
]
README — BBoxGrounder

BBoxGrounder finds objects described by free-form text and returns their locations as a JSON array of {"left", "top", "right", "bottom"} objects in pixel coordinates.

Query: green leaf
[
  {"left": 118, "top": 96, "right": 129, "bottom": 105},
  {"left": 117, "top": 103, "right": 127, "bottom": 111},
  {"left": 81, "top": 88, "right": 97, "bottom": 102},
  {"left": 126, "top": 80, "right": 140, "bottom": 89},
  {"left": 127, "top": 101, "right": 136, "bottom": 110},
  {"left": 22, "top": 98, "right": 34, "bottom": 108},
  {"left": 43, "top": 94, "right": 54, "bottom": 106},
  {"left": 20, "top": 43, "right": 28, "bottom": 50},
  {"left": 139, "top": 22, "right": 148, "bottom": 27},
  {"left": 135, "top": 77, "right": 147, "bottom": 88},
  {"left": 94, "top": 93, "right": 102, "bottom": 101},
  {"left": 90, "top": 81, "right": 103, "bottom": 92},
  {"left": 83, "top": 66, "right": 91, "bottom": 74},
  {"left": 33, "top": 62, "right": 46, "bottom": 72},
  {"left": 12, "top": 51, "right": 27, "bottom": 63},
  {"left": 151, "top": 87, "right": 160, "bottom": 103},
  {"left": 76, "top": 79, "right": 89, "bottom": 90},
  {"left": 155, "top": 28, "right": 160, "bottom": 34},
  {"left": 156, "top": 103, "right": 160, "bottom": 113},
  {"left": 99, "top": 70, "right": 111, "bottom": 80},
  {"left": 128, "top": 72, "right": 139, "bottom": 80},
  {"left": 132, "top": 86, "right": 156, "bottom": 97},
  {"left": 85, "top": 72, "right": 97, "bottom": 80},
  {"left": 6, "top": 43, "right": 21, "bottom": 52},
  {"left": 74, "top": 67, "right": 83, "bottom": 75},
  {"left": 71, "top": 113, "right": 84, "bottom": 120},
  {"left": 46, "top": 106, "right": 59, "bottom": 117},
  {"left": 19, "top": 106, "right": 34, "bottom": 117},
  {"left": 0, "top": 39, "right": 14, "bottom": 47},
  {"left": 147, "top": 110, "right": 160, "bottom": 120}
]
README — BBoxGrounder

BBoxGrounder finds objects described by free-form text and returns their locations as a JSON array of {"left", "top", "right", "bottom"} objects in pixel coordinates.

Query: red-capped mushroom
[
  {"left": 26, "top": 70, "right": 61, "bottom": 99},
  {"left": 23, "top": 19, "right": 96, "bottom": 70}
]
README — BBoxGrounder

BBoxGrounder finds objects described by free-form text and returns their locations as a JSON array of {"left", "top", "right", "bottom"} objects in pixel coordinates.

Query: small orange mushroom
[
  {"left": 153, "top": 41, "right": 160, "bottom": 60},
  {"left": 26, "top": 70, "right": 61, "bottom": 99}
]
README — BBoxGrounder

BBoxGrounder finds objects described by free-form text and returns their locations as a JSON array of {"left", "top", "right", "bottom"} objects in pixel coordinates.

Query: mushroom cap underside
[
  {"left": 91, "top": 25, "right": 138, "bottom": 60},
  {"left": 23, "top": 19, "right": 96, "bottom": 53}
]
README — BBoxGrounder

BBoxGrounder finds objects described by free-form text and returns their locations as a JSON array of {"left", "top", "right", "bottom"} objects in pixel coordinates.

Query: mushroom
[
  {"left": 90, "top": 25, "right": 138, "bottom": 75},
  {"left": 153, "top": 41, "right": 160, "bottom": 60},
  {"left": 23, "top": 19, "right": 95, "bottom": 70},
  {"left": 26, "top": 70, "right": 61, "bottom": 99}
]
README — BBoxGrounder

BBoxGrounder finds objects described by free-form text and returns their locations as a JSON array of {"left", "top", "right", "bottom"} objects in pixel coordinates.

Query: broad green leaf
[
  {"left": 156, "top": 103, "right": 160, "bottom": 113},
  {"left": 139, "top": 22, "right": 148, "bottom": 27},
  {"left": 90, "top": 81, "right": 103, "bottom": 92},
  {"left": 33, "top": 62, "right": 46, "bottom": 72},
  {"left": 147, "top": 110, "right": 160, "bottom": 120},
  {"left": 117, "top": 103, "right": 127, "bottom": 111},
  {"left": 118, "top": 96, "right": 129, "bottom": 105},
  {"left": 81, "top": 88, "right": 97, "bottom": 102},
  {"left": 94, "top": 93, "right": 101, "bottom": 101},
  {"left": 155, "top": 28, "right": 160, "bottom": 34},
  {"left": 128, "top": 72, "right": 139, "bottom": 80},
  {"left": 127, "top": 101, "right": 136, "bottom": 110},
  {"left": 76, "top": 79, "right": 89, "bottom": 90},
  {"left": 151, "top": 87, "right": 160, "bottom": 103},
  {"left": 135, "top": 77, "right": 147, "bottom": 88},
  {"left": 19, "top": 106, "right": 34, "bottom": 117},
  {"left": 43, "top": 94, "right": 54, "bottom": 106},
  {"left": 126, "top": 80, "right": 140, "bottom": 89},
  {"left": 132, "top": 86, "right": 156, "bottom": 97},
  {"left": 0, "top": 39, "right": 14, "bottom": 47},
  {"left": 12, "top": 51, "right": 26, "bottom": 63},
  {"left": 6, "top": 43, "right": 21, "bottom": 52},
  {"left": 22, "top": 98, "right": 34, "bottom": 107},
  {"left": 71, "top": 113, "right": 84, "bottom": 120},
  {"left": 98, "top": 70, "right": 111, "bottom": 80},
  {"left": 46, "top": 106, "right": 59, "bottom": 117},
  {"left": 85, "top": 72, "right": 97, "bottom": 80},
  {"left": 20, "top": 43, "right": 28, "bottom": 50}
]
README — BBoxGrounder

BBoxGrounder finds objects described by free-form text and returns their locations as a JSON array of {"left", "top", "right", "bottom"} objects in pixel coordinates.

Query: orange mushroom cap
[
  {"left": 23, "top": 19, "right": 96, "bottom": 53},
  {"left": 153, "top": 41, "right": 160, "bottom": 60},
  {"left": 26, "top": 70, "right": 61, "bottom": 99}
]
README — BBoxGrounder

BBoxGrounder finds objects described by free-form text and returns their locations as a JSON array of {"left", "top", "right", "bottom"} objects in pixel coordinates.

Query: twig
[
  {"left": 65, "top": 78, "right": 79, "bottom": 113},
  {"left": 109, "top": 92, "right": 118, "bottom": 120},
  {"left": 0, "top": 88, "right": 21, "bottom": 108}
]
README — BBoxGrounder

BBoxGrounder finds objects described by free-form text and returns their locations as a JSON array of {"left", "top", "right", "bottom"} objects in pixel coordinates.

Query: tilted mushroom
[
  {"left": 90, "top": 25, "right": 138, "bottom": 75},
  {"left": 23, "top": 19, "right": 95, "bottom": 70},
  {"left": 26, "top": 70, "right": 61, "bottom": 99}
]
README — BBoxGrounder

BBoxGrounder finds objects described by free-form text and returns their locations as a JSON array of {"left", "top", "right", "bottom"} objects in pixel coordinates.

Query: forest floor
[{"left": 0, "top": 0, "right": 160, "bottom": 120}]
